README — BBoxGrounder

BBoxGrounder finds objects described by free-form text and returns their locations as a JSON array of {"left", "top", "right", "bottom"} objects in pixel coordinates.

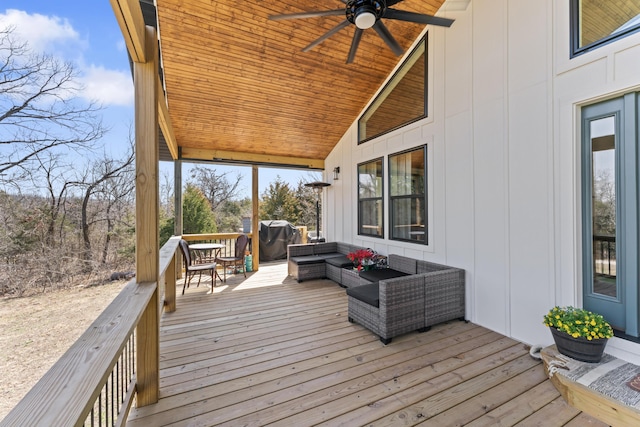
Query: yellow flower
[{"left": 543, "top": 306, "right": 612, "bottom": 340}]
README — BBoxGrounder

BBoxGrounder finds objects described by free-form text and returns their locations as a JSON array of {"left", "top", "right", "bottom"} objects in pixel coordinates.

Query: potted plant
[
  {"left": 543, "top": 306, "right": 613, "bottom": 363},
  {"left": 347, "top": 249, "right": 376, "bottom": 271}
]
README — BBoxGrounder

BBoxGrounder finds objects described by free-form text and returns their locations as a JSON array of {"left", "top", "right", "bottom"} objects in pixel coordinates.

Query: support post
[
  {"left": 134, "top": 24, "right": 159, "bottom": 407},
  {"left": 252, "top": 165, "right": 260, "bottom": 271},
  {"left": 174, "top": 157, "right": 183, "bottom": 279},
  {"left": 174, "top": 157, "right": 183, "bottom": 236},
  {"left": 315, "top": 196, "right": 320, "bottom": 241}
]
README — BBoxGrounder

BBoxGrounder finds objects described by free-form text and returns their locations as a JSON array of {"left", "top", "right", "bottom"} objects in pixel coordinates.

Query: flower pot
[{"left": 550, "top": 327, "right": 608, "bottom": 363}]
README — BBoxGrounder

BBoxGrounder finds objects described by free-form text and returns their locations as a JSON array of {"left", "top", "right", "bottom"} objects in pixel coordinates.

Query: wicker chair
[
  {"left": 347, "top": 262, "right": 466, "bottom": 344},
  {"left": 178, "top": 239, "right": 217, "bottom": 294},
  {"left": 347, "top": 275, "right": 427, "bottom": 344},
  {"left": 215, "top": 234, "right": 249, "bottom": 282}
]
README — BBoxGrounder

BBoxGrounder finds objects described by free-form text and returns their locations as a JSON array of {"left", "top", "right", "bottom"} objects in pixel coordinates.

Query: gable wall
[{"left": 323, "top": 0, "right": 640, "bottom": 363}]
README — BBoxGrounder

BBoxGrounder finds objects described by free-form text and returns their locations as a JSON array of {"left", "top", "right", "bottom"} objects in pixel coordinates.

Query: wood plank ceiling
[{"left": 152, "top": 0, "right": 448, "bottom": 169}]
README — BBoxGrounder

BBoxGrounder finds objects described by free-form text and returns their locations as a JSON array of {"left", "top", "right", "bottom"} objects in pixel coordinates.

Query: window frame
[
  {"left": 388, "top": 145, "right": 428, "bottom": 245},
  {"left": 358, "top": 35, "right": 428, "bottom": 144},
  {"left": 357, "top": 157, "right": 385, "bottom": 239},
  {"left": 570, "top": 0, "right": 640, "bottom": 58}
]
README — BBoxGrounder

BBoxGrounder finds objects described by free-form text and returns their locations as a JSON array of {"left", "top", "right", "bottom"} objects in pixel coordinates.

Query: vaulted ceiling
[{"left": 134, "top": 0, "right": 449, "bottom": 169}]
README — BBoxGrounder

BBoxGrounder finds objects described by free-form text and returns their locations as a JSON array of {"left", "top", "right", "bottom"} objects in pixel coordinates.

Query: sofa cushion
[
  {"left": 325, "top": 255, "right": 354, "bottom": 268},
  {"left": 346, "top": 282, "right": 380, "bottom": 307},
  {"left": 290, "top": 255, "right": 326, "bottom": 265},
  {"left": 315, "top": 253, "right": 343, "bottom": 261},
  {"left": 359, "top": 268, "right": 409, "bottom": 283}
]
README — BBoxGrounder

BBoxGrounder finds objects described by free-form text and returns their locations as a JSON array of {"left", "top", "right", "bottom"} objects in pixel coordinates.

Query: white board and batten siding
[{"left": 323, "top": 0, "right": 640, "bottom": 363}]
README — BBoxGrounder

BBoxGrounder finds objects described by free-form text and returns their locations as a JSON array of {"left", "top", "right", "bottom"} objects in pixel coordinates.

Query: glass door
[{"left": 582, "top": 95, "right": 639, "bottom": 336}]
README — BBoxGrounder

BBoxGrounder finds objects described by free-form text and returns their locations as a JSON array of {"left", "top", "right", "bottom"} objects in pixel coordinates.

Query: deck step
[{"left": 541, "top": 345, "right": 640, "bottom": 426}]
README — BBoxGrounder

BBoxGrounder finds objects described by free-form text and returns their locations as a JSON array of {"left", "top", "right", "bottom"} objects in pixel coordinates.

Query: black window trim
[
  {"left": 358, "top": 34, "right": 428, "bottom": 144},
  {"left": 388, "top": 145, "right": 428, "bottom": 245},
  {"left": 357, "top": 157, "right": 385, "bottom": 239},
  {"left": 570, "top": 0, "right": 640, "bottom": 58}
]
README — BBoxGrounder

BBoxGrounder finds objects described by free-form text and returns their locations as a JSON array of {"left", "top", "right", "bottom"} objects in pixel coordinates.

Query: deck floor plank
[
  {"left": 464, "top": 379, "right": 562, "bottom": 426},
  {"left": 125, "top": 261, "right": 606, "bottom": 426},
  {"left": 513, "top": 396, "right": 582, "bottom": 426}
]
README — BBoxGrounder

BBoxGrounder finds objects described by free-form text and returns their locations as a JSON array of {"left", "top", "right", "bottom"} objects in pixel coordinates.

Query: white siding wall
[{"left": 323, "top": 0, "right": 640, "bottom": 363}]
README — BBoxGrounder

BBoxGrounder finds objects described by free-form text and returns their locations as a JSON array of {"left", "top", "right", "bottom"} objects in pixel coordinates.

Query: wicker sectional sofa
[
  {"left": 287, "top": 241, "right": 363, "bottom": 284},
  {"left": 287, "top": 242, "right": 466, "bottom": 344}
]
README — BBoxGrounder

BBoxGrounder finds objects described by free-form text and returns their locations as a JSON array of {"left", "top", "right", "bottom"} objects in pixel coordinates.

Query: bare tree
[
  {"left": 0, "top": 27, "right": 105, "bottom": 178},
  {"left": 73, "top": 142, "right": 135, "bottom": 265},
  {"left": 29, "top": 152, "right": 73, "bottom": 250},
  {"left": 188, "top": 165, "right": 242, "bottom": 211},
  {"left": 160, "top": 168, "right": 174, "bottom": 218},
  {"left": 96, "top": 168, "right": 135, "bottom": 265}
]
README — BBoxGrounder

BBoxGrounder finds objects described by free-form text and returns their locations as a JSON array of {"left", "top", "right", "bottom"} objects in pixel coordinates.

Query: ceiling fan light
[{"left": 354, "top": 11, "right": 376, "bottom": 29}]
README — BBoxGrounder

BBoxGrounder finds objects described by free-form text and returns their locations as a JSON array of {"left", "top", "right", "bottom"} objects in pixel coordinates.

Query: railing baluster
[
  {"left": 593, "top": 234, "right": 616, "bottom": 278},
  {"left": 2, "top": 236, "right": 238, "bottom": 426}
]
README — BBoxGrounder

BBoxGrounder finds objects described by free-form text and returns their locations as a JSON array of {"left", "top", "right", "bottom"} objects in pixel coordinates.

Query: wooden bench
[{"left": 541, "top": 345, "right": 640, "bottom": 426}]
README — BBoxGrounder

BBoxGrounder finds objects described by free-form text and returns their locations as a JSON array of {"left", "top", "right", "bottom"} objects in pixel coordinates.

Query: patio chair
[
  {"left": 215, "top": 234, "right": 249, "bottom": 282},
  {"left": 178, "top": 239, "right": 217, "bottom": 294}
]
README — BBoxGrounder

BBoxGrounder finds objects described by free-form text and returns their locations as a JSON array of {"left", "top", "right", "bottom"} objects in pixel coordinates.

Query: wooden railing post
[
  {"left": 165, "top": 251, "right": 177, "bottom": 312},
  {"left": 134, "top": 24, "right": 160, "bottom": 406}
]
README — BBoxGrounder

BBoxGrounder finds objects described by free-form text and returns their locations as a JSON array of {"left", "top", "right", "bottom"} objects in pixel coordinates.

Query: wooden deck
[{"left": 126, "top": 261, "right": 606, "bottom": 426}]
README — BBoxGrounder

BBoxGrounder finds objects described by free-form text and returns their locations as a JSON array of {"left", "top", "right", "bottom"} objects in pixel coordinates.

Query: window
[
  {"left": 358, "top": 36, "right": 427, "bottom": 143},
  {"left": 571, "top": 0, "right": 640, "bottom": 57},
  {"left": 389, "top": 146, "right": 427, "bottom": 244},
  {"left": 358, "top": 158, "right": 384, "bottom": 238}
]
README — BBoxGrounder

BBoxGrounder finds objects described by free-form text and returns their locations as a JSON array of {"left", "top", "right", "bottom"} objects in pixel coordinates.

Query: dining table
[{"left": 188, "top": 242, "right": 226, "bottom": 281}]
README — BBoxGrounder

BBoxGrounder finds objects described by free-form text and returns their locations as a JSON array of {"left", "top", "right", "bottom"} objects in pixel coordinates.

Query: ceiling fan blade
[
  {"left": 384, "top": 9, "right": 455, "bottom": 27},
  {"left": 302, "top": 20, "right": 351, "bottom": 52},
  {"left": 372, "top": 21, "right": 403, "bottom": 56},
  {"left": 269, "top": 9, "right": 345, "bottom": 21},
  {"left": 346, "top": 28, "right": 363, "bottom": 64},
  {"left": 386, "top": 0, "right": 406, "bottom": 6}
]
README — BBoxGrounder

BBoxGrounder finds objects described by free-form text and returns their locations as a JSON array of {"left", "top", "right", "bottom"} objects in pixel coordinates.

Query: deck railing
[
  {"left": 0, "top": 233, "right": 258, "bottom": 426},
  {"left": 593, "top": 234, "right": 616, "bottom": 277},
  {"left": 0, "top": 237, "right": 179, "bottom": 426},
  {"left": 0, "top": 233, "right": 253, "bottom": 427},
  {"left": 182, "top": 232, "right": 253, "bottom": 259}
]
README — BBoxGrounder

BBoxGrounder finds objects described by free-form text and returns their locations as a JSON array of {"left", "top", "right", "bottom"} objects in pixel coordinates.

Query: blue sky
[{"left": 0, "top": 2, "right": 319, "bottom": 198}]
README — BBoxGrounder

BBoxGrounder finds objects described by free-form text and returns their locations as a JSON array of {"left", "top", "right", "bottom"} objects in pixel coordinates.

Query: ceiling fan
[{"left": 269, "top": 0, "right": 454, "bottom": 63}]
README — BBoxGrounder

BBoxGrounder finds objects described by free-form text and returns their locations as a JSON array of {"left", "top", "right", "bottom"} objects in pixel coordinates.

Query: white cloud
[
  {"left": 0, "top": 9, "right": 81, "bottom": 53},
  {"left": 1, "top": 9, "right": 133, "bottom": 107},
  {"left": 80, "top": 65, "right": 133, "bottom": 107}
]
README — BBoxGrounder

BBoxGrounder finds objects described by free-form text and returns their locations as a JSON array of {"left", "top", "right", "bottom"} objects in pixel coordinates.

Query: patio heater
[{"left": 304, "top": 181, "right": 331, "bottom": 243}]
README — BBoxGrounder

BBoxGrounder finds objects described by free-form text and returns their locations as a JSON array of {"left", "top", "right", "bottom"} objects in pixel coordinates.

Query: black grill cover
[{"left": 259, "top": 220, "right": 302, "bottom": 261}]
